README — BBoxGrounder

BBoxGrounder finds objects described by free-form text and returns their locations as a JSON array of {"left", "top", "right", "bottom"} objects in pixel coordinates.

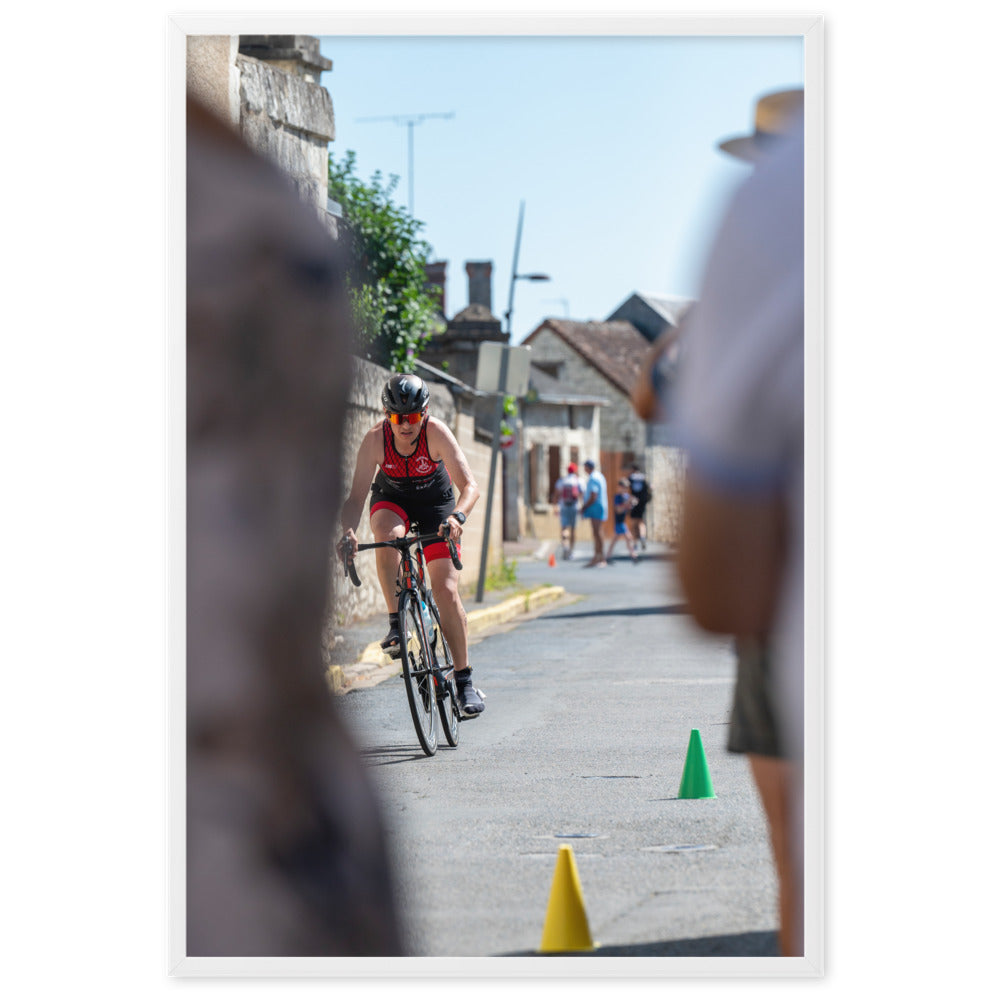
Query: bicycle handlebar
[{"left": 339, "top": 527, "right": 462, "bottom": 587}]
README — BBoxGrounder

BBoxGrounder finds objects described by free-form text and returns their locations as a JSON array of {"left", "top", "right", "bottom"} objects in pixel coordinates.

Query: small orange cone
[
  {"left": 548, "top": 552, "right": 557, "bottom": 567},
  {"left": 538, "top": 844, "right": 596, "bottom": 952}
]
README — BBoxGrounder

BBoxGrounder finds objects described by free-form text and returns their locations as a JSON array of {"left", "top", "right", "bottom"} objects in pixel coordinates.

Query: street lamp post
[
  {"left": 475, "top": 200, "right": 550, "bottom": 601},
  {"left": 504, "top": 200, "right": 551, "bottom": 339}
]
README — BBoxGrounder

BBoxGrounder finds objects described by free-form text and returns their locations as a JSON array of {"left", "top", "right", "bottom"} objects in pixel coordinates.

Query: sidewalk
[{"left": 325, "top": 537, "right": 566, "bottom": 694}]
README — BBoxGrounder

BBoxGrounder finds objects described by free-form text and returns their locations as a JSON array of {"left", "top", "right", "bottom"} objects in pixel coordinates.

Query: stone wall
[
  {"left": 644, "top": 443, "right": 686, "bottom": 547},
  {"left": 323, "top": 358, "right": 503, "bottom": 657},
  {"left": 186, "top": 35, "right": 335, "bottom": 229},
  {"left": 236, "top": 52, "right": 334, "bottom": 216},
  {"left": 186, "top": 35, "right": 239, "bottom": 126}
]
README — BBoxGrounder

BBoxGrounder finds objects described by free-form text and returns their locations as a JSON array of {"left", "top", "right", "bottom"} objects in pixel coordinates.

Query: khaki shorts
[{"left": 727, "top": 637, "right": 785, "bottom": 759}]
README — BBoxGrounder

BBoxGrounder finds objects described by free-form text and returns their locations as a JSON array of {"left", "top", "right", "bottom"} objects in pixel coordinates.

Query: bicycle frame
[{"left": 340, "top": 526, "right": 462, "bottom": 755}]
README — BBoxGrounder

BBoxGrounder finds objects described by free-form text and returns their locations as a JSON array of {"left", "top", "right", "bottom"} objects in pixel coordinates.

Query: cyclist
[{"left": 339, "top": 373, "right": 485, "bottom": 718}]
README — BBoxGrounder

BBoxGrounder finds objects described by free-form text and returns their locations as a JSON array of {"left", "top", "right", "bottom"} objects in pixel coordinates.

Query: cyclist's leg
[
  {"left": 426, "top": 552, "right": 484, "bottom": 716},
  {"left": 425, "top": 554, "right": 468, "bottom": 672},
  {"left": 370, "top": 503, "right": 408, "bottom": 611}
]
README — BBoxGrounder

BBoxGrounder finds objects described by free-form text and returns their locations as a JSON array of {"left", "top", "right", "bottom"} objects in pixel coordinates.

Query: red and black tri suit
[{"left": 369, "top": 418, "right": 459, "bottom": 563}]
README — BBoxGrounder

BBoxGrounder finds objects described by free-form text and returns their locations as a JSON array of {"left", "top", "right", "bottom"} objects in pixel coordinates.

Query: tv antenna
[
  {"left": 544, "top": 297, "right": 571, "bottom": 317},
  {"left": 356, "top": 111, "right": 455, "bottom": 215}
]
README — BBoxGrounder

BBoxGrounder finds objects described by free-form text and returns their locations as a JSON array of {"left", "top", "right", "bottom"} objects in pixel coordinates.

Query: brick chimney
[
  {"left": 425, "top": 260, "right": 447, "bottom": 315},
  {"left": 465, "top": 261, "right": 493, "bottom": 311}
]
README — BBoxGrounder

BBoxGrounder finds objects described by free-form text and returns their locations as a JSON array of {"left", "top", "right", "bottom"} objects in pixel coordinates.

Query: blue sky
[{"left": 318, "top": 33, "right": 803, "bottom": 344}]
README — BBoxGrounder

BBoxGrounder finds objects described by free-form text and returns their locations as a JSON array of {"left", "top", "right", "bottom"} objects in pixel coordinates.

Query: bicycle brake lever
[{"left": 339, "top": 537, "right": 362, "bottom": 587}]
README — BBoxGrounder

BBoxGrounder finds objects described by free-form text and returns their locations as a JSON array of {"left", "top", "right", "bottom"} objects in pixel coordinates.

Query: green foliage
[
  {"left": 500, "top": 394, "right": 518, "bottom": 437},
  {"left": 485, "top": 556, "right": 519, "bottom": 591},
  {"left": 328, "top": 151, "right": 444, "bottom": 371}
]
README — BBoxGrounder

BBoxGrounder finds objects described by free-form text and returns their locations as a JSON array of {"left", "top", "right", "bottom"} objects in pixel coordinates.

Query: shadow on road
[
  {"left": 501, "top": 929, "right": 779, "bottom": 957},
  {"left": 543, "top": 603, "right": 688, "bottom": 620},
  {"left": 358, "top": 745, "right": 434, "bottom": 765}
]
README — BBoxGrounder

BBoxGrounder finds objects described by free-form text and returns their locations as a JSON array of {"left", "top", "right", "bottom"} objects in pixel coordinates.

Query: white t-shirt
[
  {"left": 554, "top": 473, "right": 581, "bottom": 506},
  {"left": 675, "top": 117, "right": 805, "bottom": 760}
]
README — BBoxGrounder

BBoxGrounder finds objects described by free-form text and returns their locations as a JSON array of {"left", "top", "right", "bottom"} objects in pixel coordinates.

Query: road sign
[{"left": 475, "top": 343, "right": 531, "bottom": 396}]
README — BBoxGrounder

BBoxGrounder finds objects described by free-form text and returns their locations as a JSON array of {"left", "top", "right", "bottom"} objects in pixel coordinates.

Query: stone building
[
  {"left": 519, "top": 365, "right": 605, "bottom": 540},
  {"left": 522, "top": 318, "right": 648, "bottom": 455}
]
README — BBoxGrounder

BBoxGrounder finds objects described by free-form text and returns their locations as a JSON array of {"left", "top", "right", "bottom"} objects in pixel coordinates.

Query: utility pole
[{"left": 356, "top": 111, "right": 455, "bottom": 215}]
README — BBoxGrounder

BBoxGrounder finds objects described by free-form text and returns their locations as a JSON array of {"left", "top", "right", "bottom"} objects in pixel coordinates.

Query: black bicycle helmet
[{"left": 381, "top": 373, "right": 430, "bottom": 414}]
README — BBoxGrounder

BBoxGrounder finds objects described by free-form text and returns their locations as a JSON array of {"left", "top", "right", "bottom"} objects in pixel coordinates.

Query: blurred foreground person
[
  {"left": 675, "top": 89, "right": 806, "bottom": 957},
  {"left": 186, "top": 95, "right": 404, "bottom": 956}
]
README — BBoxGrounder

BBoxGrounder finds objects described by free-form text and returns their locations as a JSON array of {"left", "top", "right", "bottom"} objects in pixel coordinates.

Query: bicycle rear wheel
[
  {"left": 428, "top": 598, "right": 459, "bottom": 747},
  {"left": 400, "top": 593, "right": 437, "bottom": 756}
]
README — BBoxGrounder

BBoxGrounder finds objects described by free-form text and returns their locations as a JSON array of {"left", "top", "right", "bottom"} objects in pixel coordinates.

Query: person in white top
[
  {"left": 675, "top": 89, "right": 805, "bottom": 957},
  {"left": 551, "top": 461, "right": 582, "bottom": 558}
]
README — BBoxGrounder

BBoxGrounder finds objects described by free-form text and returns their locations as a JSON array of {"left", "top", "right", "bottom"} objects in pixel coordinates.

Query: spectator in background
[
  {"left": 551, "top": 461, "right": 582, "bottom": 559},
  {"left": 186, "top": 94, "right": 404, "bottom": 956},
  {"left": 627, "top": 462, "right": 652, "bottom": 549},
  {"left": 579, "top": 459, "right": 609, "bottom": 568},
  {"left": 674, "top": 88, "right": 806, "bottom": 957},
  {"left": 605, "top": 478, "right": 639, "bottom": 564}
]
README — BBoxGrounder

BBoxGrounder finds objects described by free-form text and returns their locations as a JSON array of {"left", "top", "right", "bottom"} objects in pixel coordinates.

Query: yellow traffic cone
[{"left": 538, "top": 844, "right": 596, "bottom": 952}]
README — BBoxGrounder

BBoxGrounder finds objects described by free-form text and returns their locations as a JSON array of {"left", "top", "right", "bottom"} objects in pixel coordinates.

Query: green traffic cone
[{"left": 678, "top": 728, "right": 716, "bottom": 799}]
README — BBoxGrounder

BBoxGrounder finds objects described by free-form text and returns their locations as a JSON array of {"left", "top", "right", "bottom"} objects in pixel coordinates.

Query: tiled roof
[{"left": 525, "top": 318, "right": 650, "bottom": 397}]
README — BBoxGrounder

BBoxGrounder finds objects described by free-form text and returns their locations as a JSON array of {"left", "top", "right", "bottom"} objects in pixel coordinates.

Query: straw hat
[{"left": 718, "top": 88, "right": 804, "bottom": 162}]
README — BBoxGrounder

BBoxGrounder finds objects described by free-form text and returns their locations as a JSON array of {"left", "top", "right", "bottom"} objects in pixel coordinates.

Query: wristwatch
[{"left": 451, "top": 511, "right": 467, "bottom": 525}]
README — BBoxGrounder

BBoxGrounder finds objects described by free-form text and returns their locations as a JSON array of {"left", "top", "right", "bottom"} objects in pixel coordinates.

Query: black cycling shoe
[
  {"left": 454, "top": 668, "right": 485, "bottom": 718},
  {"left": 380, "top": 617, "right": 401, "bottom": 659}
]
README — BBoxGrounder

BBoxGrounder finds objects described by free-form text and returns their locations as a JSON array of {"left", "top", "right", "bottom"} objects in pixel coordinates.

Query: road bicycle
[{"left": 340, "top": 525, "right": 462, "bottom": 756}]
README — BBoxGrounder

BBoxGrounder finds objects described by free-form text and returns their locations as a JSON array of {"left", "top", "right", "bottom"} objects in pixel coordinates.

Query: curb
[{"left": 325, "top": 584, "right": 566, "bottom": 696}]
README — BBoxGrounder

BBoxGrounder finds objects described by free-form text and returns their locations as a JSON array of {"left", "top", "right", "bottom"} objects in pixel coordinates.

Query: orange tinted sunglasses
[{"left": 387, "top": 409, "right": 426, "bottom": 425}]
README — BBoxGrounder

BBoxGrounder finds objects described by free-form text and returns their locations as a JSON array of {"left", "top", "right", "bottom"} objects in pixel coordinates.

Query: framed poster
[{"left": 169, "top": 12, "right": 823, "bottom": 980}]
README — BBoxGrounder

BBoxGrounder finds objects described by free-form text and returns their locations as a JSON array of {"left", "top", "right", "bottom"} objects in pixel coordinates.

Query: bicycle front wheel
[
  {"left": 429, "top": 598, "right": 459, "bottom": 748},
  {"left": 400, "top": 592, "right": 438, "bottom": 756}
]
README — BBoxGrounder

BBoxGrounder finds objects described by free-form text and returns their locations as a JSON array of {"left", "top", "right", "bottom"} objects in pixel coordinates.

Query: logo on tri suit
[{"left": 412, "top": 456, "right": 436, "bottom": 476}]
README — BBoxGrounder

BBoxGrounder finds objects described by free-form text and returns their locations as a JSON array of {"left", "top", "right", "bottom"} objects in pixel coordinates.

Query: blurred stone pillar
[{"left": 187, "top": 36, "right": 240, "bottom": 128}]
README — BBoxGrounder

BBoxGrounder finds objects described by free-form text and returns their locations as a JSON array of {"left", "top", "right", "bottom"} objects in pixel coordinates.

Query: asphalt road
[{"left": 338, "top": 541, "right": 779, "bottom": 959}]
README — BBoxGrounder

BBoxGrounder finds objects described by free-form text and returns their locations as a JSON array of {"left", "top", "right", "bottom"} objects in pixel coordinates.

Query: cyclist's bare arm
[
  {"left": 427, "top": 417, "right": 479, "bottom": 541},
  {"left": 339, "top": 424, "right": 383, "bottom": 555}
]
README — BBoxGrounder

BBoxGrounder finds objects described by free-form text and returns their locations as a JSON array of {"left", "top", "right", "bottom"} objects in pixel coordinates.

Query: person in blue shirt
[
  {"left": 579, "top": 459, "right": 608, "bottom": 567},
  {"left": 605, "top": 478, "right": 639, "bottom": 563}
]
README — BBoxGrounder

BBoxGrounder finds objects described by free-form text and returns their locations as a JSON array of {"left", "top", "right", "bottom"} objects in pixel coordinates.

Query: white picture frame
[{"left": 168, "top": 12, "right": 824, "bottom": 980}]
